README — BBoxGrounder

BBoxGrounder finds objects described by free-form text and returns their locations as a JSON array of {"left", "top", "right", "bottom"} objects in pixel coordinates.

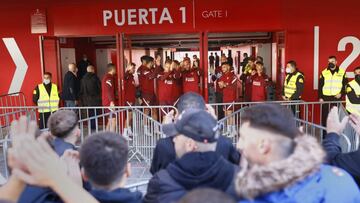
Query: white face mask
[
  {"left": 43, "top": 79, "right": 51, "bottom": 85},
  {"left": 285, "top": 67, "right": 292, "bottom": 73}
]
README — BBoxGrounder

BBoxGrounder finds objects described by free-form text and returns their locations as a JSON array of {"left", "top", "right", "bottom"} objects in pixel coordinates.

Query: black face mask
[
  {"left": 355, "top": 75, "right": 360, "bottom": 81},
  {"left": 328, "top": 63, "right": 336, "bottom": 69}
]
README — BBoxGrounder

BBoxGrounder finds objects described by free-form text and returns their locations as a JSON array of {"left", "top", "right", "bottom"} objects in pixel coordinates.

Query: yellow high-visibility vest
[
  {"left": 284, "top": 72, "right": 303, "bottom": 99},
  {"left": 346, "top": 80, "right": 360, "bottom": 115},
  {"left": 321, "top": 68, "right": 345, "bottom": 96},
  {"left": 37, "top": 83, "right": 59, "bottom": 113}
]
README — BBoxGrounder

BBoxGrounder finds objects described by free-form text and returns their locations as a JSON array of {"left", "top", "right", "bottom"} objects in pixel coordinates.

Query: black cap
[{"left": 163, "top": 109, "right": 219, "bottom": 143}]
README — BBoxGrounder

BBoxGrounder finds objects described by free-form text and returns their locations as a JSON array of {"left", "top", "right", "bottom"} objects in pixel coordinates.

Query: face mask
[
  {"left": 285, "top": 67, "right": 292, "bottom": 73},
  {"left": 83, "top": 58, "right": 87, "bottom": 61},
  {"left": 328, "top": 63, "right": 335, "bottom": 69},
  {"left": 43, "top": 79, "right": 50, "bottom": 85}
]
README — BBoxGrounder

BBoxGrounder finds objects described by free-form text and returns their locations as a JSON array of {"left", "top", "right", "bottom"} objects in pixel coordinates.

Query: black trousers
[
  {"left": 39, "top": 112, "right": 51, "bottom": 129},
  {"left": 215, "top": 92, "right": 224, "bottom": 119}
]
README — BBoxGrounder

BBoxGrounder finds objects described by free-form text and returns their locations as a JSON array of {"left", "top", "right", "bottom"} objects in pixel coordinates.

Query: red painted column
[
  {"left": 116, "top": 33, "right": 125, "bottom": 106},
  {"left": 200, "top": 32, "right": 209, "bottom": 102}
]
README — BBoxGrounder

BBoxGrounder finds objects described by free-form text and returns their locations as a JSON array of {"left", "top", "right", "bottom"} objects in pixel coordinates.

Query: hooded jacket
[
  {"left": 236, "top": 136, "right": 360, "bottom": 203},
  {"left": 144, "top": 151, "right": 239, "bottom": 203},
  {"left": 90, "top": 188, "right": 142, "bottom": 203},
  {"left": 149, "top": 136, "right": 240, "bottom": 175}
]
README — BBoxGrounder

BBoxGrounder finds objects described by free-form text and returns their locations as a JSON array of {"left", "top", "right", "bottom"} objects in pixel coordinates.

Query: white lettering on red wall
[
  {"left": 201, "top": 10, "right": 228, "bottom": 19},
  {"left": 103, "top": 7, "right": 186, "bottom": 26}
]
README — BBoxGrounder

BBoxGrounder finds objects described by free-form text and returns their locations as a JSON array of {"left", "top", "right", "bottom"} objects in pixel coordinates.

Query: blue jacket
[
  {"left": 144, "top": 151, "right": 239, "bottom": 203},
  {"left": 150, "top": 136, "right": 240, "bottom": 175},
  {"left": 18, "top": 138, "right": 76, "bottom": 203},
  {"left": 239, "top": 165, "right": 360, "bottom": 203},
  {"left": 90, "top": 188, "right": 142, "bottom": 203},
  {"left": 323, "top": 132, "right": 360, "bottom": 186}
]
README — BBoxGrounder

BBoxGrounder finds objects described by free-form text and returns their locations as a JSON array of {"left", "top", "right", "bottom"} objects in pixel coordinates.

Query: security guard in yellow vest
[
  {"left": 282, "top": 60, "right": 304, "bottom": 101},
  {"left": 346, "top": 67, "right": 360, "bottom": 115},
  {"left": 33, "top": 72, "right": 60, "bottom": 129},
  {"left": 318, "top": 56, "right": 348, "bottom": 126}
]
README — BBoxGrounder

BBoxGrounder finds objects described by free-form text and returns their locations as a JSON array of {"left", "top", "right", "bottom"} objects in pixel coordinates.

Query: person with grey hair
[
  {"left": 62, "top": 63, "right": 80, "bottom": 107},
  {"left": 143, "top": 109, "right": 239, "bottom": 203},
  {"left": 18, "top": 110, "right": 80, "bottom": 203}
]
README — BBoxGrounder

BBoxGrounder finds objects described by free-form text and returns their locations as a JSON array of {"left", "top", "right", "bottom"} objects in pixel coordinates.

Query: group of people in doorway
[{"left": 32, "top": 52, "right": 360, "bottom": 130}]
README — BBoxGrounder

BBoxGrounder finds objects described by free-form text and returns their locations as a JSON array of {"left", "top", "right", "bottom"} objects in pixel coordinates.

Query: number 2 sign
[{"left": 313, "top": 26, "right": 360, "bottom": 89}]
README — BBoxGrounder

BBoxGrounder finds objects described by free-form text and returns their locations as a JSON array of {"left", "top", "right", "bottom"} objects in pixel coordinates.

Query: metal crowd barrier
[
  {"left": 0, "top": 92, "right": 26, "bottom": 108},
  {"left": 125, "top": 180, "right": 149, "bottom": 193},
  {"left": 217, "top": 103, "right": 353, "bottom": 152},
  {"left": 339, "top": 105, "right": 359, "bottom": 152},
  {"left": 0, "top": 100, "right": 356, "bottom": 182},
  {"left": 128, "top": 106, "right": 176, "bottom": 165},
  {"left": 294, "top": 117, "right": 352, "bottom": 152}
]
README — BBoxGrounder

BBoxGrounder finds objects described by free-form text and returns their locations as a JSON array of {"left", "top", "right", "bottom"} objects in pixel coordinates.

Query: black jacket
[
  {"left": 90, "top": 188, "right": 142, "bottom": 203},
  {"left": 150, "top": 136, "right": 240, "bottom": 175},
  {"left": 79, "top": 72, "right": 102, "bottom": 106},
  {"left": 144, "top": 152, "right": 239, "bottom": 203},
  {"left": 77, "top": 59, "right": 92, "bottom": 80},
  {"left": 62, "top": 71, "right": 80, "bottom": 101},
  {"left": 322, "top": 132, "right": 360, "bottom": 186}
]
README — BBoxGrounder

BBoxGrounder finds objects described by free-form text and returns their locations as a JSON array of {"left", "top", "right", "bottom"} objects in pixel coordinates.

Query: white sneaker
[{"left": 123, "top": 128, "right": 133, "bottom": 141}]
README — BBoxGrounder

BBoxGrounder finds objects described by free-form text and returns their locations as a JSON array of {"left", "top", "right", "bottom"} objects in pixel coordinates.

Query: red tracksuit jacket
[
  {"left": 101, "top": 73, "right": 116, "bottom": 106},
  {"left": 218, "top": 71, "right": 238, "bottom": 103},
  {"left": 182, "top": 68, "right": 201, "bottom": 94},
  {"left": 137, "top": 65, "right": 160, "bottom": 103},
  {"left": 157, "top": 71, "right": 174, "bottom": 105},
  {"left": 251, "top": 73, "right": 269, "bottom": 102},
  {"left": 124, "top": 71, "right": 136, "bottom": 105}
]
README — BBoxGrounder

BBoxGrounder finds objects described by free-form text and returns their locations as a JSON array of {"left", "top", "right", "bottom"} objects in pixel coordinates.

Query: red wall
[
  {"left": 0, "top": 5, "right": 42, "bottom": 105},
  {"left": 0, "top": 0, "right": 360, "bottom": 105}
]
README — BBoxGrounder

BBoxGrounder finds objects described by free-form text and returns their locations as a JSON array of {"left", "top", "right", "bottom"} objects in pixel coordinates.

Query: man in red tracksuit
[
  {"left": 240, "top": 57, "right": 256, "bottom": 102},
  {"left": 124, "top": 63, "right": 137, "bottom": 106},
  {"left": 102, "top": 63, "right": 117, "bottom": 131},
  {"left": 171, "top": 60, "right": 182, "bottom": 103},
  {"left": 218, "top": 62, "right": 238, "bottom": 136},
  {"left": 182, "top": 59, "right": 201, "bottom": 94},
  {"left": 137, "top": 55, "right": 160, "bottom": 120},
  {"left": 251, "top": 61, "right": 270, "bottom": 102},
  {"left": 157, "top": 60, "right": 174, "bottom": 105},
  {"left": 137, "top": 56, "right": 159, "bottom": 105}
]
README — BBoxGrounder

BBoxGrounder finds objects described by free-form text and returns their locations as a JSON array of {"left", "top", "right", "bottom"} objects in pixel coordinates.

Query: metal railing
[
  {"left": 125, "top": 180, "right": 149, "bottom": 192},
  {"left": 339, "top": 105, "right": 359, "bottom": 152},
  {"left": 0, "top": 100, "right": 358, "bottom": 185}
]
